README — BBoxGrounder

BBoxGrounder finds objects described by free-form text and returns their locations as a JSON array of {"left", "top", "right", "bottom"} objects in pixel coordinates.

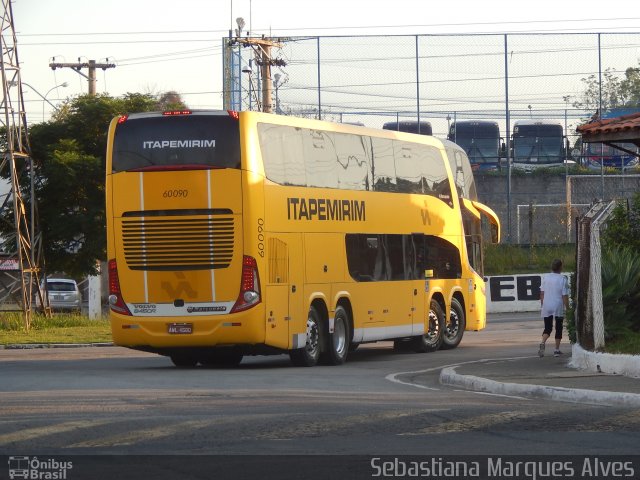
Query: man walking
[{"left": 538, "top": 259, "right": 570, "bottom": 358}]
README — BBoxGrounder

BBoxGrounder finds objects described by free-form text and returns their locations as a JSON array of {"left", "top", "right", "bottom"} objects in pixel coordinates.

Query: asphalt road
[{"left": 1, "top": 312, "right": 639, "bottom": 459}]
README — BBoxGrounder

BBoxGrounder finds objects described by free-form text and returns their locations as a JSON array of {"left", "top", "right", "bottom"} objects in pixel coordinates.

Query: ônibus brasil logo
[{"left": 8, "top": 456, "right": 73, "bottom": 480}]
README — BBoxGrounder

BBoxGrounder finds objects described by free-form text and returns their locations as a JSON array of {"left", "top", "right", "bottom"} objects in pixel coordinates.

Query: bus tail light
[
  {"left": 108, "top": 259, "right": 132, "bottom": 315},
  {"left": 227, "top": 110, "right": 240, "bottom": 120},
  {"left": 230, "top": 255, "right": 261, "bottom": 313},
  {"left": 117, "top": 115, "right": 128, "bottom": 124}
]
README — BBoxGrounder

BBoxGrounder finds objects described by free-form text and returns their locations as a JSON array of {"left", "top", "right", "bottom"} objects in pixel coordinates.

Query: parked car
[{"left": 37, "top": 278, "right": 82, "bottom": 312}]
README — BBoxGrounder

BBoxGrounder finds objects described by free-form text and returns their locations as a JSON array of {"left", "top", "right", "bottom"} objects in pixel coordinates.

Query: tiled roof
[{"left": 577, "top": 111, "right": 640, "bottom": 140}]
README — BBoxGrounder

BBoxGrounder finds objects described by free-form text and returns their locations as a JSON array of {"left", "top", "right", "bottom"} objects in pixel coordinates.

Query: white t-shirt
[{"left": 541, "top": 272, "right": 569, "bottom": 318}]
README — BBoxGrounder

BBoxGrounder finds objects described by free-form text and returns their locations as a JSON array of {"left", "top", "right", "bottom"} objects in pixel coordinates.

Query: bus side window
[
  {"left": 370, "top": 137, "right": 396, "bottom": 192},
  {"left": 335, "top": 132, "right": 371, "bottom": 191},
  {"left": 303, "top": 130, "right": 338, "bottom": 188},
  {"left": 346, "top": 234, "right": 385, "bottom": 282},
  {"left": 420, "top": 235, "right": 462, "bottom": 280}
]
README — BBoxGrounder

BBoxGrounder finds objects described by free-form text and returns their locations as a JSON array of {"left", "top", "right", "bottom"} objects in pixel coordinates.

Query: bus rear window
[{"left": 112, "top": 115, "right": 240, "bottom": 172}]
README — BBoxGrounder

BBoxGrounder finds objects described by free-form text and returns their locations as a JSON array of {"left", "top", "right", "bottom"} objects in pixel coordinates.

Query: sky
[{"left": 11, "top": 0, "right": 640, "bottom": 125}]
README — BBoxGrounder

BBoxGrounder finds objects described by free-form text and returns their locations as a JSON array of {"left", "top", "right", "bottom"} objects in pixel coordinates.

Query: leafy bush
[
  {"left": 602, "top": 192, "right": 640, "bottom": 253},
  {"left": 601, "top": 246, "right": 640, "bottom": 339},
  {"left": 599, "top": 192, "right": 640, "bottom": 342}
]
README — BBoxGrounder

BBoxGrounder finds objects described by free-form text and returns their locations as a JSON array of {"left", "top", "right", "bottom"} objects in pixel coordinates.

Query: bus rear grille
[{"left": 121, "top": 216, "right": 235, "bottom": 271}]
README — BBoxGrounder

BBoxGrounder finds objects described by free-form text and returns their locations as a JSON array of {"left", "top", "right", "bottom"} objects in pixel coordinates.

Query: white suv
[{"left": 39, "top": 278, "right": 82, "bottom": 312}]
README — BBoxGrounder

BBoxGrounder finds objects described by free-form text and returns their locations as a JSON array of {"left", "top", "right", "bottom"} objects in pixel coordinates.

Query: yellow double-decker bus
[{"left": 106, "top": 110, "right": 500, "bottom": 367}]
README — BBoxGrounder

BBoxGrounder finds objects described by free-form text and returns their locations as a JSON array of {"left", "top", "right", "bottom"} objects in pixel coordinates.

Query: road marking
[
  {"left": 252, "top": 409, "right": 449, "bottom": 440},
  {"left": 67, "top": 413, "right": 293, "bottom": 448},
  {"left": 68, "top": 419, "right": 216, "bottom": 448},
  {"left": 385, "top": 356, "right": 533, "bottom": 392},
  {"left": 398, "top": 409, "right": 544, "bottom": 435},
  {"left": 0, "top": 419, "right": 113, "bottom": 445}
]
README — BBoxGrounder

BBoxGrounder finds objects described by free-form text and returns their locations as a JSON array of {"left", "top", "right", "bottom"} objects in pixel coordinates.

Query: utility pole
[
  {"left": 0, "top": 0, "right": 49, "bottom": 326},
  {"left": 49, "top": 59, "right": 113, "bottom": 320},
  {"left": 228, "top": 35, "right": 286, "bottom": 113},
  {"left": 49, "top": 59, "right": 115, "bottom": 95}
]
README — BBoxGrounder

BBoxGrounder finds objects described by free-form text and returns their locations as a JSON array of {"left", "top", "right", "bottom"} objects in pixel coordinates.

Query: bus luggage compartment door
[{"left": 264, "top": 233, "right": 304, "bottom": 350}]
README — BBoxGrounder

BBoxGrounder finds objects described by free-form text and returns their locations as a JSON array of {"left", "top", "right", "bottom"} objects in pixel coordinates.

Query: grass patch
[
  {"left": 605, "top": 332, "right": 640, "bottom": 355},
  {"left": 484, "top": 243, "right": 576, "bottom": 275},
  {"left": 0, "top": 313, "right": 111, "bottom": 345}
]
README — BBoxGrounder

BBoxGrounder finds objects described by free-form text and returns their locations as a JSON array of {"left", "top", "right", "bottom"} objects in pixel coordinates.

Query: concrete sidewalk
[{"left": 440, "top": 347, "right": 640, "bottom": 407}]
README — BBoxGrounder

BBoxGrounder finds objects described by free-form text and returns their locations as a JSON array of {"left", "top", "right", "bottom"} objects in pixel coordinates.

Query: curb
[
  {"left": 440, "top": 366, "right": 640, "bottom": 407},
  {"left": 569, "top": 344, "right": 640, "bottom": 379},
  {"left": 1, "top": 342, "right": 114, "bottom": 350}
]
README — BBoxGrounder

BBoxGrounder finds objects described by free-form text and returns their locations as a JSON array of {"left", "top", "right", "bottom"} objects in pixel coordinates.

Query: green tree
[
  {"left": 156, "top": 90, "right": 187, "bottom": 111},
  {"left": 4, "top": 92, "right": 176, "bottom": 277},
  {"left": 573, "top": 64, "right": 640, "bottom": 113},
  {"left": 620, "top": 66, "right": 640, "bottom": 107}
]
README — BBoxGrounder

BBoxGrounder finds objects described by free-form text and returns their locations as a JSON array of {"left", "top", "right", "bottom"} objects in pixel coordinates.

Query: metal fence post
[
  {"left": 415, "top": 35, "right": 421, "bottom": 134},
  {"left": 598, "top": 33, "right": 604, "bottom": 199},
  {"left": 504, "top": 34, "right": 512, "bottom": 243},
  {"left": 317, "top": 36, "right": 321, "bottom": 120}
]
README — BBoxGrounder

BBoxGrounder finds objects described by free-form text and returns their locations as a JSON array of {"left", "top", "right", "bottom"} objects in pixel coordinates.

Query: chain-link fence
[
  {"left": 224, "top": 33, "right": 640, "bottom": 244},
  {"left": 575, "top": 201, "right": 616, "bottom": 351}
]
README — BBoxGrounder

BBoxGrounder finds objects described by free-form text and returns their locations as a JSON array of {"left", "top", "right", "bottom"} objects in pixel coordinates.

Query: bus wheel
[
  {"left": 200, "top": 348, "right": 244, "bottom": 367},
  {"left": 441, "top": 298, "right": 466, "bottom": 350},
  {"left": 321, "top": 306, "right": 350, "bottom": 365},
  {"left": 170, "top": 354, "right": 198, "bottom": 368},
  {"left": 349, "top": 343, "right": 360, "bottom": 352},
  {"left": 289, "top": 306, "right": 322, "bottom": 367},
  {"left": 412, "top": 300, "right": 444, "bottom": 353}
]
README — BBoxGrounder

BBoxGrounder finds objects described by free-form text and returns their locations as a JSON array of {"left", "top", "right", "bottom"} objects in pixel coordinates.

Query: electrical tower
[{"left": 0, "top": 0, "right": 48, "bottom": 326}]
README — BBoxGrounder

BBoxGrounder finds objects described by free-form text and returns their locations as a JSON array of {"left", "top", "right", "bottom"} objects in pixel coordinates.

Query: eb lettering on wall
[{"left": 485, "top": 273, "right": 571, "bottom": 313}]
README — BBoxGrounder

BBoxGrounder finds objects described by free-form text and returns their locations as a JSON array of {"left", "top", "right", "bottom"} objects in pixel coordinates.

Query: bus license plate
[{"left": 168, "top": 323, "right": 193, "bottom": 334}]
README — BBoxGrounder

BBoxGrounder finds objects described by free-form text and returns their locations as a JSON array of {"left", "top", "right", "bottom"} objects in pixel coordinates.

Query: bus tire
[
  {"left": 170, "top": 353, "right": 198, "bottom": 368},
  {"left": 289, "top": 306, "right": 322, "bottom": 367},
  {"left": 441, "top": 297, "right": 466, "bottom": 350},
  {"left": 321, "top": 306, "right": 350, "bottom": 365},
  {"left": 412, "top": 300, "right": 444, "bottom": 353},
  {"left": 349, "top": 342, "right": 360, "bottom": 352},
  {"left": 200, "top": 348, "right": 244, "bottom": 367}
]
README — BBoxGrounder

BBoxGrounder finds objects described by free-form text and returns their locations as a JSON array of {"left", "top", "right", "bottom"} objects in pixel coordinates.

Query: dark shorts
[{"left": 543, "top": 315, "right": 563, "bottom": 339}]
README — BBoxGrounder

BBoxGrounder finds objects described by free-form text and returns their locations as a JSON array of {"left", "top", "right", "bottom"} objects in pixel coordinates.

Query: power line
[
  {"left": 20, "top": 38, "right": 222, "bottom": 46},
  {"left": 15, "top": 17, "right": 640, "bottom": 37},
  {"left": 118, "top": 46, "right": 222, "bottom": 63}
]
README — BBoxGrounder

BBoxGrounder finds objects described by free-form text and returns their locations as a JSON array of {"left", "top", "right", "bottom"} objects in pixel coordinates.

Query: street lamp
[
  {"left": 43, "top": 82, "right": 69, "bottom": 120},
  {"left": 18, "top": 81, "right": 68, "bottom": 121}
]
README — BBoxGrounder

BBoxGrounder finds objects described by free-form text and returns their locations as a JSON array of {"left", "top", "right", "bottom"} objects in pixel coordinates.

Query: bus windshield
[
  {"left": 448, "top": 122, "right": 500, "bottom": 166},
  {"left": 455, "top": 138, "right": 499, "bottom": 163},
  {"left": 112, "top": 114, "right": 241, "bottom": 172},
  {"left": 513, "top": 124, "right": 563, "bottom": 164}
]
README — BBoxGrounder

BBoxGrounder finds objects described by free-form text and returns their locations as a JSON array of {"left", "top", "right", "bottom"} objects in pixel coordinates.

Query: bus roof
[
  {"left": 382, "top": 121, "right": 432, "bottom": 135},
  {"left": 513, "top": 119, "right": 562, "bottom": 127},
  {"left": 450, "top": 120, "right": 499, "bottom": 127}
]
